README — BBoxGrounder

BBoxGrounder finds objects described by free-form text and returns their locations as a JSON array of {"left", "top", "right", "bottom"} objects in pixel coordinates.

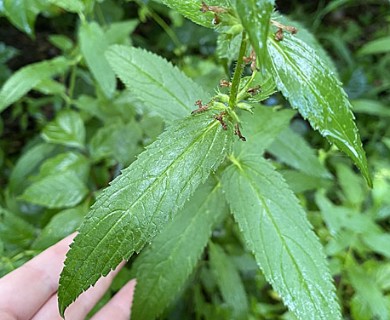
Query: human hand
[{"left": 0, "top": 234, "right": 136, "bottom": 320}]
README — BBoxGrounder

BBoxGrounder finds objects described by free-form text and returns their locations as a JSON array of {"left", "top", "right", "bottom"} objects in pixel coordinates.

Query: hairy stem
[{"left": 228, "top": 33, "right": 247, "bottom": 110}]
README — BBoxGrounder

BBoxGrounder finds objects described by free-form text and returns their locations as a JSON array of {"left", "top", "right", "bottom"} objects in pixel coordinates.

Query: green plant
[{"left": 1, "top": 0, "right": 386, "bottom": 319}]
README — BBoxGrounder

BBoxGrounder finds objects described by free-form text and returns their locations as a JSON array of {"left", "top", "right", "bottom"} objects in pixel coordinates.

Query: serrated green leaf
[
  {"left": 267, "top": 127, "right": 331, "bottom": 178},
  {"left": 267, "top": 34, "right": 371, "bottom": 186},
  {"left": 79, "top": 22, "right": 116, "bottom": 98},
  {"left": 161, "top": 0, "right": 231, "bottom": 28},
  {"left": 222, "top": 155, "right": 341, "bottom": 320},
  {"left": 106, "top": 45, "right": 210, "bottom": 122},
  {"left": 0, "top": 56, "right": 69, "bottom": 113},
  {"left": 19, "top": 171, "right": 88, "bottom": 208},
  {"left": 209, "top": 242, "right": 248, "bottom": 320},
  {"left": 131, "top": 179, "right": 227, "bottom": 320},
  {"left": 41, "top": 110, "right": 86, "bottom": 149},
  {"left": 32, "top": 205, "right": 87, "bottom": 250},
  {"left": 47, "top": 0, "right": 84, "bottom": 13},
  {"left": 273, "top": 14, "right": 338, "bottom": 76},
  {"left": 58, "top": 112, "right": 233, "bottom": 315},
  {"left": 236, "top": 0, "right": 274, "bottom": 66}
]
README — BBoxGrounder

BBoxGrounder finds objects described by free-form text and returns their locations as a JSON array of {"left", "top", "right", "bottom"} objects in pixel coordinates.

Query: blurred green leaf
[
  {"left": 8, "top": 143, "right": 57, "bottom": 195},
  {"left": 34, "top": 151, "right": 90, "bottom": 182},
  {"left": 2, "top": 0, "right": 44, "bottom": 35},
  {"left": 32, "top": 205, "right": 87, "bottom": 250},
  {"left": 362, "top": 233, "right": 390, "bottom": 259},
  {"left": 105, "top": 20, "right": 138, "bottom": 45},
  {"left": 49, "top": 35, "right": 74, "bottom": 52},
  {"left": 139, "top": 114, "right": 164, "bottom": 141},
  {"left": 79, "top": 21, "right": 116, "bottom": 98},
  {"left": 34, "top": 79, "right": 66, "bottom": 95},
  {"left": 267, "top": 127, "right": 331, "bottom": 178},
  {"left": 315, "top": 192, "right": 379, "bottom": 236},
  {"left": 352, "top": 99, "right": 390, "bottom": 117},
  {"left": 41, "top": 110, "right": 86, "bottom": 149},
  {"left": 358, "top": 36, "right": 390, "bottom": 55},
  {"left": 348, "top": 262, "right": 389, "bottom": 320},
  {"left": 237, "top": 105, "right": 295, "bottom": 156},
  {"left": 222, "top": 156, "right": 341, "bottom": 320},
  {"left": 131, "top": 179, "right": 228, "bottom": 320},
  {"left": 106, "top": 45, "right": 210, "bottom": 122},
  {"left": 281, "top": 170, "right": 333, "bottom": 193},
  {"left": 19, "top": 171, "right": 88, "bottom": 208},
  {"left": 89, "top": 121, "right": 142, "bottom": 166},
  {"left": 58, "top": 113, "right": 233, "bottom": 315},
  {"left": 47, "top": 0, "right": 84, "bottom": 13},
  {"left": 0, "top": 56, "right": 69, "bottom": 113},
  {"left": 0, "top": 207, "right": 35, "bottom": 248},
  {"left": 336, "top": 163, "right": 365, "bottom": 207},
  {"left": 209, "top": 242, "right": 249, "bottom": 320},
  {"left": 0, "top": 42, "right": 19, "bottom": 64},
  {"left": 267, "top": 34, "right": 371, "bottom": 186}
]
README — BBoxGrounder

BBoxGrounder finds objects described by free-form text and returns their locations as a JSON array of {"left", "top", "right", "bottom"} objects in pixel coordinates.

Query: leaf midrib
[
  {"left": 97, "top": 119, "right": 221, "bottom": 263},
  {"left": 236, "top": 161, "right": 319, "bottom": 315},
  {"left": 63, "top": 119, "right": 221, "bottom": 292},
  {"left": 269, "top": 37, "right": 355, "bottom": 150}
]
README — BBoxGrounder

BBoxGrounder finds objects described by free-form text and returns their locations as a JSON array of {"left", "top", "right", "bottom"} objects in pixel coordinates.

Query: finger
[
  {"left": 0, "top": 234, "right": 76, "bottom": 320},
  {"left": 31, "top": 262, "right": 126, "bottom": 320},
  {"left": 91, "top": 279, "right": 136, "bottom": 320}
]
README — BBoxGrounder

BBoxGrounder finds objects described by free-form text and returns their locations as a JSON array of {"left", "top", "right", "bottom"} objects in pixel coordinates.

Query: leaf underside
[
  {"left": 222, "top": 155, "right": 341, "bottom": 320},
  {"left": 58, "top": 112, "right": 233, "bottom": 315}
]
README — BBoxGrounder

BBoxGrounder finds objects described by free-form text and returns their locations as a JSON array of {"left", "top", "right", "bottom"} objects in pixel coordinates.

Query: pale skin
[{"left": 0, "top": 234, "right": 136, "bottom": 320}]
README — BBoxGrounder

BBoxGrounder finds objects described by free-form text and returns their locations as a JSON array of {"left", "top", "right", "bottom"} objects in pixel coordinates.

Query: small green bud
[
  {"left": 237, "top": 102, "right": 254, "bottom": 113},
  {"left": 226, "top": 24, "right": 243, "bottom": 36}
]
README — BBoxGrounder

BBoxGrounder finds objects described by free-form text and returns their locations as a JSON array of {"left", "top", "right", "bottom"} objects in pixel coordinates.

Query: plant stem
[
  {"left": 134, "top": 0, "right": 183, "bottom": 54},
  {"left": 228, "top": 33, "right": 247, "bottom": 110}
]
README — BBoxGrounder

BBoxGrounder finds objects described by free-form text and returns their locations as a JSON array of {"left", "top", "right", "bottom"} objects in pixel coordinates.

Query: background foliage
[{"left": 0, "top": 0, "right": 389, "bottom": 319}]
